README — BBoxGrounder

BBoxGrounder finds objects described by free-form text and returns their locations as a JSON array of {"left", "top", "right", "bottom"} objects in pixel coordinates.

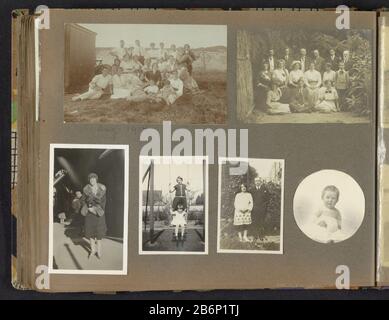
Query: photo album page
[{"left": 15, "top": 9, "right": 376, "bottom": 291}]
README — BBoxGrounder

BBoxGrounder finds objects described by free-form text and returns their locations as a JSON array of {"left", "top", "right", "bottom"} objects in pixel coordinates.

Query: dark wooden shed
[
  {"left": 64, "top": 23, "right": 97, "bottom": 93},
  {"left": 237, "top": 30, "right": 255, "bottom": 121}
]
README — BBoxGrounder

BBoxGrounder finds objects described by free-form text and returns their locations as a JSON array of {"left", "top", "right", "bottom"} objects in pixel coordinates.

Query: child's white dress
[
  {"left": 111, "top": 74, "right": 129, "bottom": 99},
  {"left": 315, "top": 87, "right": 338, "bottom": 113},
  {"left": 304, "top": 208, "right": 345, "bottom": 243},
  {"left": 171, "top": 210, "right": 187, "bottom": 227}
]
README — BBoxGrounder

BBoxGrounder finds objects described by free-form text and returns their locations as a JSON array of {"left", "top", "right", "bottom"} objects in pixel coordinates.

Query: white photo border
[
  {"left": 138, "top": 155, "right": 209, "bottom": 255},
  {"left": 217, "top": 157, "right": 285, "bottom": 255},
  {"left": 48, "top": 143, "right": 129, "bottom": 275}
]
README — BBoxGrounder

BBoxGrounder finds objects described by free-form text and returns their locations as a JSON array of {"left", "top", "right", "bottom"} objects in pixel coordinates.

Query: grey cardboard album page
[{"left": 33, "top": 9, "right": 375, "bottom": 291}]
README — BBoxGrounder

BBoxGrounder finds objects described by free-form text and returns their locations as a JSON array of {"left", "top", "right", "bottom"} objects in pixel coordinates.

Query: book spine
[{"left": 13, "top": 12, "right": 41, "bottom": 290}]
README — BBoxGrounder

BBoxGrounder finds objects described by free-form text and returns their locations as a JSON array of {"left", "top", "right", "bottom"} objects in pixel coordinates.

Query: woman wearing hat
[
  {"left": 81, "top": 173, "right": 107, "bottom": 259},
  {"left": 271, "top": 59, "right": 288, "bottom": 88},
  {"left": 288, "top": 61, "right": 304, "bottom": 88}
]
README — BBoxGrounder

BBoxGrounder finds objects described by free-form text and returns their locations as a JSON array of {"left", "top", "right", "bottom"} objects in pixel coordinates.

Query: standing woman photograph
[
  {"left": 233, "top": 183, "right": 254, "bottom": 242},
  {"left": 81, "top": 173, "right": 107, "bottom": 260}
]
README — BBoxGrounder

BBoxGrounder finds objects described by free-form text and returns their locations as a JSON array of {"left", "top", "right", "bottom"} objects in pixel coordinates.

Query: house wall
[{"left": 64, "top": 23, "right": 97, "bottom": 93}]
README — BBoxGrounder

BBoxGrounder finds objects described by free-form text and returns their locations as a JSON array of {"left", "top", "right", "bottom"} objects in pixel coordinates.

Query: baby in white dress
[{"left": 312, "top": 185, "right": 343, "bottom": 242}]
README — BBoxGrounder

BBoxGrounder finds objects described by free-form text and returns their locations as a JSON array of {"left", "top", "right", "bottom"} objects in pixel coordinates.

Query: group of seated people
[
  {"left": 257, "top": 48, "right": 352, "bottom": 114},
  {"left": 72, "top": 40, "right": 200, "bottom": 105}
]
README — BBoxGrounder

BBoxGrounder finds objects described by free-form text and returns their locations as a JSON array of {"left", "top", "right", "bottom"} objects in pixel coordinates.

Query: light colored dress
[
  {"left": 322, "top": 70, "right": 336, "bottom": 84},
  {"left": 171, "top": 210, "right": 187, "bottom": 227},
  {"left": 289, "top": 70, "right": 304, "bottom": 87},
  {"left": 303, "top": 206, "right": 344, "bottom": 243},
  {"left": 126, "top": 74, "right": 149, "bottom": 102},
  {"left": 304, "top": 70, "right": 322, "bottom": 108},
  {"left": 315, "top": 87, "right": 339, "bottom": 113},
  {"left": 266, "top": 88, "right": 291, "bottom": 114},
  {"left": 77, "top": 74, "right": 112, "bottom": 100},
  {"left": 144, "top": 85, "right": 159, "bottom": 95},
  {"left": 162, "top": 78, "right": 184, "bottom": 104},
  {"left": 272, "top": 68, "right": 288, "bottom": 87},
  {"left": 233, "top": 192, "right": 253, "bottom": 226},
  {"left": 111, "top": 74, "right": 129, "bottom": 99}
]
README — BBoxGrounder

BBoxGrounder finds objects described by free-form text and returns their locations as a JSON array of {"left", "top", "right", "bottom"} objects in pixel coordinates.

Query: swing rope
[{"left": 143, "top": 163, "right": 152, "bottom": 231}]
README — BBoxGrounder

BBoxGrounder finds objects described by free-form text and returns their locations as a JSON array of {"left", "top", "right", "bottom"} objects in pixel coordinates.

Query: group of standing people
[
  {"left": 72, "top": 40, "right": 200, "bottom": 105},
  {"left": 233, "top": 178, "right": 270, "bottom": 242},
  {"left": 257, "top": 48, "right": 352, "bottom": 114}
]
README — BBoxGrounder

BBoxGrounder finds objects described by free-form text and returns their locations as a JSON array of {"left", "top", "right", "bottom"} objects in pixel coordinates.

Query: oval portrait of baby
[{"left": 293, "top": 170, "right": 365, "bottom": 244}]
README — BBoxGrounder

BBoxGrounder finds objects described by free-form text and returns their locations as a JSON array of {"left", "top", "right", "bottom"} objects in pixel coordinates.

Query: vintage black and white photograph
[
  {"left": 64, "top": 23, "right": 227, "bottom": 124},
  {"left": 217, "top": 158, "right": 284, "bottom": 254},
  {"left": 293, "top": 169, "right": 365, "bottom": 244},
  {"left": 49, "top": 144, "right": 129, "bottom": 274},
  {"left": 139, "top": 156, "right": 208, "bottom": 254},
  {"left": 237, "top": 28, "right": 373, "bottom": 123}
]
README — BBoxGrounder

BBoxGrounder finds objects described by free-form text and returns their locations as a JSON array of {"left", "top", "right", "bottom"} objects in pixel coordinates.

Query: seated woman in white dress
[
  {"left": 158, "top": 70, "right": 184, "bottom": 105},
  {"left": 271, "top": 60, "right": 288, "bottom": 88},
  {"left": 315, "top": 80, "right": 339, "bottom": 113},
  {"left": 322, "top": 63, "right": 336, "bottom": 85},
  {"left": 266, "top": 82, "right": 291, "bottom": 115},
  {"left": 110, "top": 67, "right": 130, "bottom": 99},
  {"left": 288, "top": 61, "right": 304, "bottom": 88},
  {"left": 72, "top": 67, "right": 112, "bottom": 101}
]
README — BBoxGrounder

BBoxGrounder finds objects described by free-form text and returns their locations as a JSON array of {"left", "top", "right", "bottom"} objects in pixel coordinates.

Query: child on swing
[
  {"left": 169, "top": 176, "right": 190, "bottom": 211},
  {"left": 171, "top": 202, "right": 187, "bottom": 239}
]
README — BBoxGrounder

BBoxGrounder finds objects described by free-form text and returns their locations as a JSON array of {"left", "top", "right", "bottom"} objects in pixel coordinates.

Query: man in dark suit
[
  {"left": 266, "top": 49, "right": 276, "bottom": 72},
  {"left": 327, "top": 49, "right": 340, "bottom": 71},
  {"left": 312, "top": 49, "right": 325, "bottom": 73},
  {"left": 342, "top": 50, "right": 353, "bottom": 71},
  {"left": 297, "top": 48, "right": 310, "bottom": 72},
  {"left": 283, "top": 47, "right": 293, "bottom": 71},
  {"left": 250, "top": 177, "right": 269, "bottom": 237}
]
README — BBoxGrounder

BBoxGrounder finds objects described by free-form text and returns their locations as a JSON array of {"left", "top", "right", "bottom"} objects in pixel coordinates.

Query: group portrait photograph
[
  {"left": 237, "top": 28, "right": 373, "bottom": 124},
  {"left": 64, "top": 23, "right": 227, "bottom": 124}
]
